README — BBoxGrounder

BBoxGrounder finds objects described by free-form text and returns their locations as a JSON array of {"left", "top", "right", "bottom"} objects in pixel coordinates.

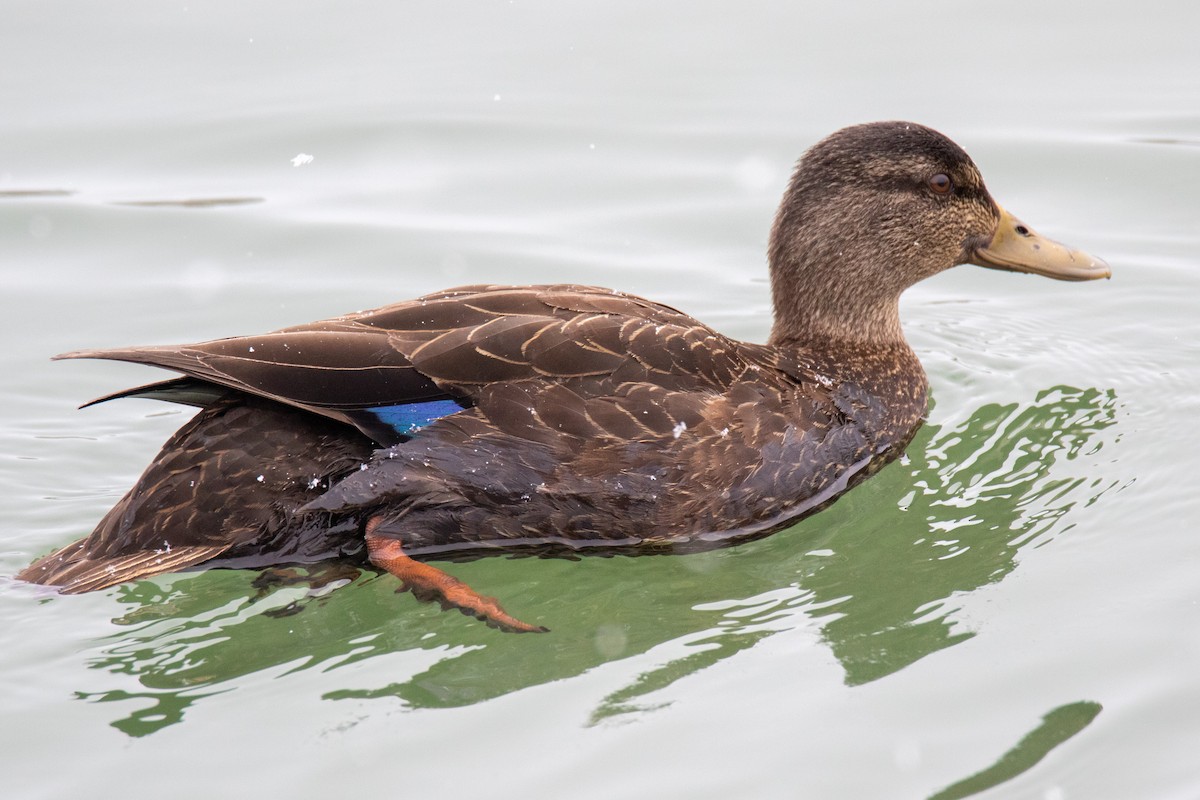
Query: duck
[{"left": 17, "top": 122, "right": 1109, "bottom": 632}]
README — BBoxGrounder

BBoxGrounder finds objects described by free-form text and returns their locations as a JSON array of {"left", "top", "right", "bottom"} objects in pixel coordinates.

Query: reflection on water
[
  {"left": 114, "top": 197, "right": 264, "bottom": 208},
  {"left": 0, "top": 189, "right": 76, "bottom": 198},
  {"left": 928, "top": 700, "right": 1103, "bottom": 800},
  {"left": 817, "top": 385, "right": 1123, "bottom": 686},
  {"left": 76, "top": 385, "right": 1119, "bottom": 736}
]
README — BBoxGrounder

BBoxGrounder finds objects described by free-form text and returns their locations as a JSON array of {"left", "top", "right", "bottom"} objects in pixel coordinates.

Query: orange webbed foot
[{"left": 365, "top": 523, "right": 547, "bottom": 634}]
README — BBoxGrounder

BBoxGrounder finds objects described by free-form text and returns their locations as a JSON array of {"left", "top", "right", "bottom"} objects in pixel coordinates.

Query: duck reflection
[{"left": 77, "top": 385, "right": 1119, "bottom": 736}]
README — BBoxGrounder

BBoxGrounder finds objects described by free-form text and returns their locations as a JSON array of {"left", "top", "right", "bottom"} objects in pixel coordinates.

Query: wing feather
[{"left": 56, "top": 285, "right": 759, "bottom": 442}]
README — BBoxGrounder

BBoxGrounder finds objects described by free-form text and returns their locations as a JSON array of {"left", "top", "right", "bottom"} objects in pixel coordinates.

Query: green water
[{"left": 3, "top": 1, "right": 1198, "bottom": 798}]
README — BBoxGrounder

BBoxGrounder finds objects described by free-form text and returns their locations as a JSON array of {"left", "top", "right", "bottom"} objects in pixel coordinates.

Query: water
[{"left": 3, "top": 1, "right": 1198, "bottom": 798}]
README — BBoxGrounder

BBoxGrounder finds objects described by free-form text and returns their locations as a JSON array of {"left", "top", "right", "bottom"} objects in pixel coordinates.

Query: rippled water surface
[{"left": 3, "top": 2, "right": 1198, "bottom": 798}]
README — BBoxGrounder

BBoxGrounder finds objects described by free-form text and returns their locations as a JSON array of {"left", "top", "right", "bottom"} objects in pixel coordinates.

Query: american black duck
[{"left": 18, "top": 122, "right": 1109, "bottom": 632}]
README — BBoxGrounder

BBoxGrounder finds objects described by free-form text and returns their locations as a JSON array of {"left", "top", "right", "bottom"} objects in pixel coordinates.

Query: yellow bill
[{"left": 970, "top": 206, "right": 1110, "bottom": 281}]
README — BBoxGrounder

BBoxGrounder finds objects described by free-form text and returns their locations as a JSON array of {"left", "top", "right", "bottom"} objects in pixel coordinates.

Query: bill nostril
[{"left": 1015, "top": 225, "right": 1030, "bottom": 236}]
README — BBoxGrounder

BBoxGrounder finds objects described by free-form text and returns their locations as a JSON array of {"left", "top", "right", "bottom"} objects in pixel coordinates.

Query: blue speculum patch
[{"left": 366, "top": 398, "right": 465, "bottom": 436}]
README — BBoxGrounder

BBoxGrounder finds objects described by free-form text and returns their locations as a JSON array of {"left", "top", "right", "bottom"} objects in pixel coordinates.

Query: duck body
[
  {"left": 295, "top": 285, "right": 929, "bottom": 559},
  {"left": 19, "top": 122, "right": 1109, "bottom": 631},
  {"left": 25, "top": 285, "right": 926, "bottom": 576}
]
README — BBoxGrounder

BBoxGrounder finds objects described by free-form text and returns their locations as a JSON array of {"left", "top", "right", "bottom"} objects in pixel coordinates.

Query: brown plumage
[{"left": 18, "top": 122, "right": 1109, "bottom": 631}]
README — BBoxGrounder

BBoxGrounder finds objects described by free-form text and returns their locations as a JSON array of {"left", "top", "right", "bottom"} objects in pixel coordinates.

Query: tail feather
[
  {"left": 17, "top": 395, "right": 375, "bottom": 595},
  {"left": 17, "top": 539, "right": 230, "bottom": 593}
]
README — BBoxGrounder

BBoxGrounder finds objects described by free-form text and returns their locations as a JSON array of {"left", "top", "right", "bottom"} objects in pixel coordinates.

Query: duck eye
[{"left": 928, "top": 173, "right": 953, "bottom": 195}]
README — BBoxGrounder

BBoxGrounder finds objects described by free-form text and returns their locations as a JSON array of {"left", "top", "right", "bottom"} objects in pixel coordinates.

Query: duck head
[{"left": 767, "top": 121, "right": 1109, "bottom": 347}]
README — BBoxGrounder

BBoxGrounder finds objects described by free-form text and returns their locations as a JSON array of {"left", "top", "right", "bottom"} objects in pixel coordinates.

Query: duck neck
[
  {"left": 765, "top": 181, "right": 915, "bottom": 351},
  {"left": 767, "top": 267, "right": 929, "bottom": 434},
  {"left": 765, "top": 235, "right": 929, "bottom": 418},
  {"left": 766, "top": 253, "right": 908, "bottom": 351}
]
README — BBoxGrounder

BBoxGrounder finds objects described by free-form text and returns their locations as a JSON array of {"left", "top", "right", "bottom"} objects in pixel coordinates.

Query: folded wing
[{"left": 57, "top": 284, "right": 753, "bottom": 445}]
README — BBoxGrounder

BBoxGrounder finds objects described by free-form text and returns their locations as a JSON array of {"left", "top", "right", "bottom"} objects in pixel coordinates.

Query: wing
[{"left": 56, "top": 284, "right": 755, "bottom": 444}]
